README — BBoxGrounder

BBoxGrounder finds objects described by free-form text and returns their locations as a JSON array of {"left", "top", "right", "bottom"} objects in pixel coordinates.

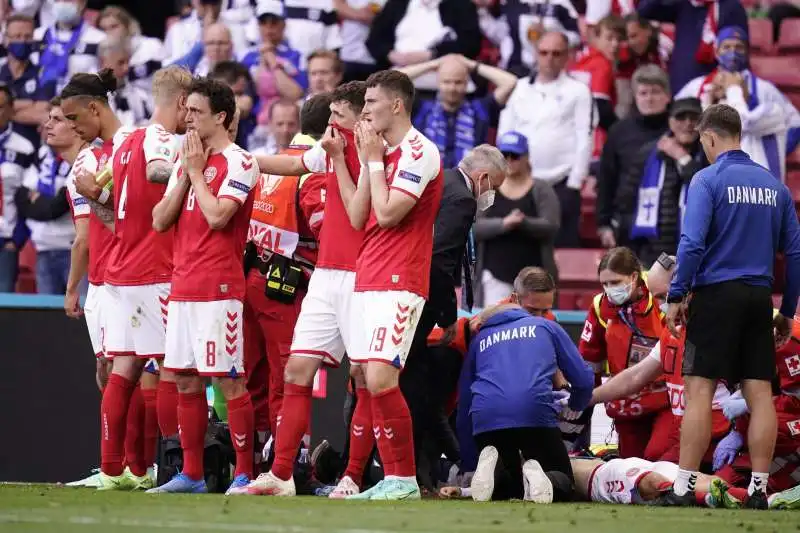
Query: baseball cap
[
  {"left": 716, "top": 25, "right": 748, "bottom": 47},
  {"left": 257, "top": 0, "right": 284, "bottom": 20},
  {"left": 669, "top": 97, "right": 702, "bottom": 118},
  {"left": 496, "top": 131, "right": 529, "bottom": 156}
]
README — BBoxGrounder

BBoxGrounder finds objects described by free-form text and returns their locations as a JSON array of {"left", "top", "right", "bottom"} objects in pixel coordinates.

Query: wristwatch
[
  {"left": 656, "top": 252, "right": 675, "bottom": 271},
  {"left": 666, "top": 294, "right": 684, "bottom": 304}
]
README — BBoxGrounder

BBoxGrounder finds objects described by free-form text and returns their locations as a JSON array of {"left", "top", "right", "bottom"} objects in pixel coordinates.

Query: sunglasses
[
  {"left": 538, "top": 49, "right": 566, "bottom": 57},
  {"left": 672, "top": 112, "right": 699, "bottom": 122}
]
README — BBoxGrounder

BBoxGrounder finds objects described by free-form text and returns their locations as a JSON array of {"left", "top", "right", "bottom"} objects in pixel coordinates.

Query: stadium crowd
[{"left": 2, "top": 0, "right": 800, "bottom": 512}]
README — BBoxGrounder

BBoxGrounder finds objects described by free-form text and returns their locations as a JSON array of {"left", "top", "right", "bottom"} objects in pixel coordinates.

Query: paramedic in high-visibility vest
[{"left": 242, "top": 93, "right": 331, "bottom": 450}]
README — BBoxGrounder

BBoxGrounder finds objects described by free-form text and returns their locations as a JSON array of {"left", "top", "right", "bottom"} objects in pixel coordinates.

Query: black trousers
[
  {"left": 474, "top": 427, "right": 574, "bottom": 501},
  {"left": 769, "top": 3, "right": 800, "bottom": 42},
  {"left": 552, "top": 180, "right": 581, "bottom": 248}
]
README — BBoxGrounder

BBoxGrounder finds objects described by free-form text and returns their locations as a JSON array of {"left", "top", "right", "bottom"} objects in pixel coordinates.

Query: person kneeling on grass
[{"left": 456, "top": 303, "right": 594, "bottom": 502}]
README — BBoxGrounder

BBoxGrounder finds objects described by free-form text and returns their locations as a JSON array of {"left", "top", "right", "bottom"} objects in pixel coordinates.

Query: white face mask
[
  {"left": 53, "top": 1, "right": 81, "bottom": 24},
  {"left": 476, "top": 175, "right": 495, "bottom": 211},
  {"left": 604, "top": 281, "right": 633, "bottom": 306}
]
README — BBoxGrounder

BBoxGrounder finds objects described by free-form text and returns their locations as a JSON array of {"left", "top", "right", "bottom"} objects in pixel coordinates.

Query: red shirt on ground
[
  {"left": 167, "top": 143, "right": 259, "bottom": 302},
  {"left": 355, "top": 127, "right": 443, "bottom": 298}
]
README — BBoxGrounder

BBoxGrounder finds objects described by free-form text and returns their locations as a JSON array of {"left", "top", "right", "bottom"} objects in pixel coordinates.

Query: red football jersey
[
  {"left": 355, "top": 127, "right": 444, "bottom": 298},
  {"left": 168, "top": 143, "right": 259, "bottom": 302},
  {"left": 776, "top": 320, "right": 800, "bottom": 391},
  {"left": 569, "top": 46, "right": 616, "bottom": 104},
  {"left": 302, "top": 128, "right": 364, "bottom": 271},
  {"left": 105, "top": 124, "right": 181, "bottom": 286}
]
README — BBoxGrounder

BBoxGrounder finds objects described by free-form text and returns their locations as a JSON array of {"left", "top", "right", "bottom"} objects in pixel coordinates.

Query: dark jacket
[
  {"left": 617, "top": 138, "right": 708, "bottom": 266},
  {"left": 473, "top": 178, "right": 560, "bottom": 307},
  {"left": 638, "top": 0, "right": 748, "bottom": 94},
  {"left": 366, "top": 0, "right": 482, "bottom": 69},
  {"left": 428, "top": 168, "right": 478, "bottom": 328},
  {"left": 596, "top": 111, "right": 670, "bottom": 236}
]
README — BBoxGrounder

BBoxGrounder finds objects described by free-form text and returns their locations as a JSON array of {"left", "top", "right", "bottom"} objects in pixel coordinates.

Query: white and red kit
[
  {"left": 289, "top": 127, "right": 364, "bottom": 367},
  {"left": 579, "top": 287, "right": 673, "bottom": 460},
  {"left": 569, "top": 46, "right": 616, "bottom": 160},
  {"left": 587, "top": 457, "right": 678, "bottom": 505},
  {"left": 104, "top": 124, "right": 181, "bottom": 359},
  {"left": 163, "top": 143, "right": 259, "bottom": 376},
  {"left": 647, "top": 328, "right": 731, "bottom": 462},
  {"left": 65, "top": 129, "right": 133, "bottom": 358},
  {"left": 244, "top": 132, "right": 326, "bottom": 434},
  {"left": 351, "top": 127, "right": 443, "bottom": 367}
]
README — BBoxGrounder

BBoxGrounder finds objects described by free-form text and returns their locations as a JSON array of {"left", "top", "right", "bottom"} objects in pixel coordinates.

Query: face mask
[
  {"left": 6, "top": 41, "right": 33, "bottom": 60},
  {"left": 717, "top": 50, "right": 748, "bottom": 73},
  {"left": 52, "top": 1, "right": 81, "bottom": 24},
  {"left": 476, "top": 176, "right": 495, "bottom": 211},
  {"left": 604, "top": 281, "right": 633, "bottom": 306}
]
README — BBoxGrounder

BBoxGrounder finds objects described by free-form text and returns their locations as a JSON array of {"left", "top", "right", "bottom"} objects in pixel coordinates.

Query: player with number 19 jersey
[
  {"left": 103, "top": 124, "right": 181, "bottom": 359},
  {"left": 163, "top": 144, "right": 260, "bottom": 376}
]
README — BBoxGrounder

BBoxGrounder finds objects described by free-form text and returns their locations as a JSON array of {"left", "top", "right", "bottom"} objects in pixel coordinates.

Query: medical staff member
[{"left": 457, "top": 303, "right": 593, "bottom": 503}]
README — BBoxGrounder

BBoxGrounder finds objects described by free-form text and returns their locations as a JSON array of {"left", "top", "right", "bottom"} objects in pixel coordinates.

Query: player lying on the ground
[{"left": 438, "top": 456, "right": 800, "bottom": 509}]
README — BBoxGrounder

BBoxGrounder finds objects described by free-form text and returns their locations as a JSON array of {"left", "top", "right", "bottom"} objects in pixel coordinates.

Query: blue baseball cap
[
  {"left": 497, "top": 131, "right": 529, "bottom": 156},
  {"left": 716, "top": 25, "right": 749, "bottom": 47}
]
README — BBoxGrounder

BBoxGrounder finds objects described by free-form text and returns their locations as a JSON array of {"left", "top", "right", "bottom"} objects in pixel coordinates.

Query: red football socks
[
  {"left": 101, "top": 373, "right": 136, "bottom": 477},
  {"left": 141, "top": 387, "right": 159, "bottom": 468},
  {"left": 157, "top": 380, "right": 179, "bottom": 436},
  {"left": 271, "top": 383, "right": 312, "bottom": 481},
  {"left": 178, "top": 391, "right": 209, "bottom": 481},
  {"left": 372, "top": 387, "right": 416, "bottom": 479},
  {"left": 227, "top": 392, "right": 255, "bottom": 479},
  {"left": 343, "top": 387, "right": 374, "bottom": 485},
  {"left": 124, "top": 386, "right": 147, "bottom": 477}
]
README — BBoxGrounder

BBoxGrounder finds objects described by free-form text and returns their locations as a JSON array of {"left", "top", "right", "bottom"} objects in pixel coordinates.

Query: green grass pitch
[{"left": 0, "top": 485, "right": 797, "bottom": 533}]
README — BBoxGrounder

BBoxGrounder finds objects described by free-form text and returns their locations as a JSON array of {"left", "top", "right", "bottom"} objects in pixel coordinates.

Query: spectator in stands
[
  {"left": 398, "top": 54, "right": 517, "bottom": 169},
  {"left": 569, "top": 16, "right": 624, "bottom": 169},
  {"left": 241, "top": 1, "right": 307, "bottom": 102},
  {"left": 306, "top": 49, "right": 343, "bottom": 96},
  {"left": 210, "top": 60, "right": 259, "bottom": 148},
  {"left": 98, "top": 38, "right": 152, "bottom": 127},
  {"left": 334, "top": 0, "right": 382, "bottom": 81},
  {"left": 596, "top": 64, "right": 670, "bottom": 249},
  {"left": 251, "top": 99, "right": 300, "bottom": 156},
  {"left": 1, "top": 13, "right": 53, "bottom": 149},
  {"left": 498, "top": 32, "right": 593, "bottom": 248},
  {"left": 476, "top": 0, "right": 581, "bottom": 76},
  {"left": 618, "top": 97, "right": 708, "bottom": 266},
  {"left": 164, "top": 0, "right": 247, "bottom": 63},
  {"left": 35, "top": 0, "right": 105, "bottom": 94},
  {"left": 616, "top": 14, "right": 672, "bottom": 117},
  {"left": 0, "top": 85, "right": 37, "bottom": 293},
  {"left": 13, "top": 0, "right": 57, "bottom": 28},
  {"left": 366, "top": 0, "right": 481, "bottom": 92},
  {"left": 17, "top": 101, "right": 82, "bottom": 294},
  {"left": 768, "top": 1, "right": 800, "bottom": 44},
  {"left": 191, "top": 22, "right": 236, "bottom": 76},
  {"left": 585, "top": 0, "right": 638, "bottom": 24},
  {"left": 474, "top": 131, "right": 560, "bottom": 307},
  {"left": 637, "top": 0, "right": 748, "bottom": 94},
  {"left": 282, "top": 0, "right": 343, "bottom": 60},
  {"left": 217, "top": 0, "right": 259, "bottom": 52},
  {"left": 96, "top": 6, "right": 165, "bottom": 94},
  {"left": 676, "top": 26, "right": 800, "bottom": 181}
]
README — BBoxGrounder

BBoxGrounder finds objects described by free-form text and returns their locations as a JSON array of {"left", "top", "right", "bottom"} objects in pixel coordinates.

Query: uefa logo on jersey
[
  {"left": 204, "top": 167, "right": 218, "bottom": 182},
  {"left": 260, "top": 174, "right": 283, "bottom": 197}
]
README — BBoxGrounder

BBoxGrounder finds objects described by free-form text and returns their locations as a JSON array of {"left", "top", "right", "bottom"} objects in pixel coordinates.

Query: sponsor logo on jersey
[
  {"left": 789, "top": 419, "right": 800, "bottom": 436},
  {"left": 73, "top": 197, "right": 88, "bottom": 206},
  {"left": 398, "top": 170, "right": 421, "bottom": 184},
  {"left": 204, "top": 167, "right": 217, "bottom": 182},
  {"left": 229, "top": 180, "right": 251, "bottom": 194}
]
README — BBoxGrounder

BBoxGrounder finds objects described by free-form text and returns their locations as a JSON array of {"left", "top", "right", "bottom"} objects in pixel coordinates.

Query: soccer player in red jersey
[
  {"left": 149, "top": 78, "right": 259, "bottom": 494},
  {"left": 88, "top": 66, "right": 193, "bottom": 491},
  {"left": 236, "top": 83, "right": 365, "bottom": 497},
  {"left": 346, "top": 70, "right": 443, "bottom": 500}
]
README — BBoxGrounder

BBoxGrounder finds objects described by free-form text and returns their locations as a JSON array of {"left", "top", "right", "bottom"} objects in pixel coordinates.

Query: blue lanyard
[{"left": 616, "top": 306, "right": 645, "bottom": 337}]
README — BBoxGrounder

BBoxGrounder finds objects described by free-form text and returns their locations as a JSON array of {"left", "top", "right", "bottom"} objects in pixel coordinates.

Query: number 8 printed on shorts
[{"left": 206, "top": 340, "right": 216, "bottom": 367}]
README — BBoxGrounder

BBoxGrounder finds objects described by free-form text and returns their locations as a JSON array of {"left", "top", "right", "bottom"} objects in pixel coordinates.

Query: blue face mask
[
  {"left": 717, "top": 50, "right": 748, "bottom": 73},
  {"left": 7, "top": 41, "right": 34, "bottom": 61}
]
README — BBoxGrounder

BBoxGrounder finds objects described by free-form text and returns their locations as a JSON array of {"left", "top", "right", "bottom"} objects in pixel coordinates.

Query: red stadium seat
[
  {"left": 750, "top": 56, "right": 800, "bottom": 90},
  {"left": 778, "top": 20, "right": 800, "bottom": 53},
  {"left": 555, "top": 248, "right": 605, "bottom": 290},
  {"left": 787, "top": 93, "right": 800, "bottom": 114},
  {"left": 748, "top": 19, "right": 774, "bottom": 53},
  {"left": 788, "top": 149, "right": 800, "bottom": 171}
]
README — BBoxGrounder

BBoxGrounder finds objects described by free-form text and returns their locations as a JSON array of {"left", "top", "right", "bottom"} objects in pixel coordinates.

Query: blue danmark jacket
[{"left": 457, "top": 308, "right": 593, "bottom": 470}]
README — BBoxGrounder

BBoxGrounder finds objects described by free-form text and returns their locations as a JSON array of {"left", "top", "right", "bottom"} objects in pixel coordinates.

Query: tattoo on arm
[
  {"left": 89, "top": 199, "right": 115, "bottom": 224},
  {"left": 147, "top": 161, "right": 174, "bottom": 184}
]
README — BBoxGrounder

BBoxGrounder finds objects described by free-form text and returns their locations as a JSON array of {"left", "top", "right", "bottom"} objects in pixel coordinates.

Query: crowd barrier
[{"left": 0, "top": 294, "right": 588, "bottom": 483}]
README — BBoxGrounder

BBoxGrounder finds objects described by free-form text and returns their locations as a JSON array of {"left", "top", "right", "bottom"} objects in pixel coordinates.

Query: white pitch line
[{"left": 0, "top": 513, "right": 426, "bottom": 533}]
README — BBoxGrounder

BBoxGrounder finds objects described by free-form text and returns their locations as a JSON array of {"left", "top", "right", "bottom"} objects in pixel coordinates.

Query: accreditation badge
[{"left": 627, "top": 334, "right": 658, "bottom": 368}]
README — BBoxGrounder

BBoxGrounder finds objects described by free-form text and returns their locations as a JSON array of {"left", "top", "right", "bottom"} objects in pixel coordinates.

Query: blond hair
[
  {"left": 152, "top": 66, "right": 194, "bottom": 105},
  {"left": 98, "top": 6, "right": 142, "bottom": 37}
]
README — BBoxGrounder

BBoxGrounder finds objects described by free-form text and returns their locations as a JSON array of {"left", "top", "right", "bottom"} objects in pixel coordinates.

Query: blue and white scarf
[
  {"left": 630, "top": 148, "right": 689, "bottom": 240},
  {"left": 37, "top": 148, "right": 67, "bottom": 198},
  {"left": 415, "top": 99, "right": 478, "bottom": 169},
  {"left": 747, "top": 73, "right": 781, "bottom": 179},
  {"left": 39, "top": 21, "right": 84, "bottom": 87}
]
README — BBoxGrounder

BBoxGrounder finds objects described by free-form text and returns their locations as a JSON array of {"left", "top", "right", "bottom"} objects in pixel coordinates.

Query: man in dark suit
[{"left": 400, "top": 144, "right": 509, "bottom": 491}]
